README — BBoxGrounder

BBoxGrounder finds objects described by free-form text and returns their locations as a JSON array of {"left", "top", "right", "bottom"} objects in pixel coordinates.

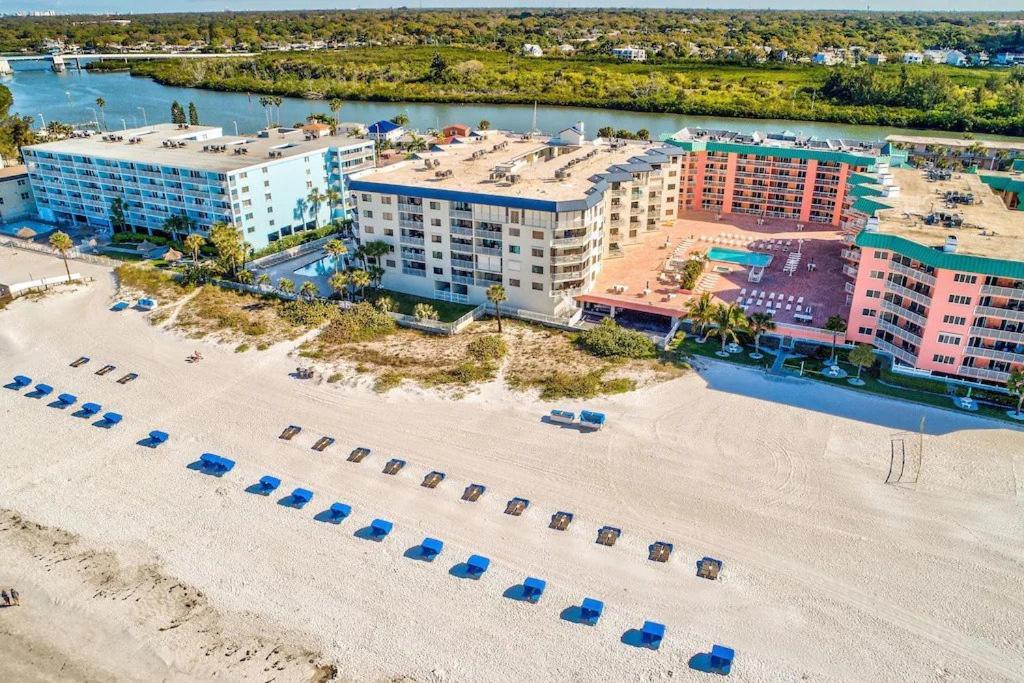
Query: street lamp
[
  {"left": 37, "top": 113, "right": 46, "bottom": 129},
  {"left": 232, "top": 120, "right": 238, "bottom": 136},
  {"left": 120, "top": 118, "right": 127, "bottom": 131},
  {"left": 137, "top": 106, "right": 147, "bottom": 127}
]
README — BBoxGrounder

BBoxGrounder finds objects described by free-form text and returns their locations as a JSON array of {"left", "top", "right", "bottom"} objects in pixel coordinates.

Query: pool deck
[{"left": 581, "top": 211, "right": 849, "bottom": 329}]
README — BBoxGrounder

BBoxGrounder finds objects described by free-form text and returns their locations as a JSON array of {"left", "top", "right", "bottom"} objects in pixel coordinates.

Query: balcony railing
[
  {"left": 873, "top": 337, "right": 918, "bottom": 366},
  {"left": 842, "top": 264, "right": 859, "bottom": 279},
  {"left": 880, "top": 299, "right": 928, "bottom": 328},
  {"left": 450, "top": 225, "right": 472, "bottom": 236},
  {"left": 964, "top": 345, "right": 1024, "bottom": 364},
  {"left": 551, "top": 270, "right": 585, "bottom": 283},
  {"left": 889, "top": 261, "right": 937, "bottom": 287},
  {"left": 975, "top": 305, "right": 1024, "bottom": 323},
  {"left": 401, "top": 267, "right": 426, "bottom": 277},
  {"left": 876, "top": 318, "right": 923, "bottom": 347},
  {"left": 551, "top": 235, "right": 588, "bottom": 248},
  {"left": 885, "top": 280, "right": 932, "bottom": 307},
  {"left": 449, "top": 208, "right": 473, "bottom": 219},
  {"left": 399, "top": 234, "right": 425, "bottom": 246},
  {"left": 452, "top": 274, "right": 474, "bottom": 285},
  {"left": 958, "top": 364, "right": 1010, "bottom": 383},
  {"left": 398, "top": 218, "right": 424, "bottom": 229},
  {"left": 968, "top": 326, "right": 1024, "bottom": 344},
  {"left": 980, "top": 284, "right": 1024, "bottom": 299},
  {"left": 474, "top": 245, "right": 502, "bottom": 257},
  {"left": 551, "top": 252, "right": 587, "bottom": 266}
]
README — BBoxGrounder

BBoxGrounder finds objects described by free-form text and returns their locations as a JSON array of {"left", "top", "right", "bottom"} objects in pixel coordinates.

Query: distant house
[
  {"left": 365, "top": 120, "right": 405, "bottom": 143},
  {"left": 970, "top": 51, "right": 989, "bottom": 66},
  {"left": 922, "top": 49, "right": 946, "bottom": 64},
  {"left": 811, "top": 51, "right": 839, "bottom": 66},
  {"left": 611, "top": 46, "right": 646, "bottom": 62},
  {"left": 555, "top": 121, "right": 585, "bottom": 146},
  {"left": 558, "top": 44, "right": 575, "bottom": 55},
  {"left": 866, "top": 53, "right": 887, "bottom": 65},
  {"left": 994, "top": 52, "right": 1024, "bottom": 66},
  {"left": 442, "top": 124, "right": 472, "bottom": 138},
  {"left": 946, "top": 50, "right": 968, "bottom": 67},
  {"left": 301, "top": 122, "right": 331, "bottom": 139},
  {"left": 903, "top": 52, "right": 924, "bottom": 64},
  {"left": 522, "top": 43, "right": 543, "bottom": 58}
]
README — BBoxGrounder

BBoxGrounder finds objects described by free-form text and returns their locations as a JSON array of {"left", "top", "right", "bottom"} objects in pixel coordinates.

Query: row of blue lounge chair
[
  {"left": 8, "top": 375, "right": 123, "bottom": 426},
  {"left": 548, "top": 409, "right": 607, "bottom": 430}
]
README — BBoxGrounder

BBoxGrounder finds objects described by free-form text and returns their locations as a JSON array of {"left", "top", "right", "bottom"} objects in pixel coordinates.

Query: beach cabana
[
  {"left": 462, "top": 483, "right": 486, "bottom": 502},
  {"left": 383, "top": 458, "right": 406, "bottom": 475},
  {"left": 422, "top": 471, "right": 445, "bottom": 488},
  {"left": 11, "top": 375, "right": 31, "bottom": 388},
  {"left": 421, "top": 537, "right": 444, "bottom": 558},
  {"left": 596, "top": 526, "right": 622, "bottom": 546},
  {"left": 649, "top": 541, "right": 673, "bottom": 562},
  {"left": 505, "top": 497, "right": 530, "bottom": 516},
  {"left": 311, "top": 436, "right": 335, "bottom": 452},
  {"left": 95, "top": 364, "right": 116, "bottom": 376},
  {"left": 279, "top": 425, "right": 302, "bottom": 440},
  {"left": 641, "top": 621, "right": 666, "bottom": 649},
  {"left": 550, "top": 511, "right": 574, "bottom": 530},
  {"left": 110, "top": 301, "right": 129, "bottom": 312},
  {"left": 56, "top": 393, "right": 77, "bottom": 407},
  {"left": 70, "top": 356, "right": 90, "bottom": 368},
  {"left": 290, "top": 488, "right": 314, "bottom": 506},
  {"left": 522, "top": 577, "right": 546, "bottom": 603},
  {"left": 80, "top": 402, "right": 102, "bottom": 416},
  {"left": 549, "top": 409, "right": 575, "bottom": 424},
  {"left": 256, "top": 476, "right": 281, "bottom": 494},
  {"left": 698, "top": 557, "right": 723, "bottom": 580},
  {"left": 117, "top": 373, "right": 138, "bottom": 385},
  {"left": 34, "top": 383, "right": 54, "bottom": 397},
  {"left": 328, "top": 502, "right": 351, "bottom": 520},
  {"left": 466, "top": 554, "right": 490, "bottom": 577},
  {"left": 580, "top": 598, "right": 604, "bottom": 625},
  {"left": 148, "top": 430, "right": 169, "bottom": 445},
  {"left": 709, "top": 644, "right": 735, "bottom": 674},
  {"left": 199, "top": 453, "right": 235, "bottom": 473},
  {"left": 348, "top": 447, "right": 371, "bottom": 462},
  {"left": 579, "top": 410, "right": 606, "bottom": 431},
  {"left": 101, "top": 411, "right": 122, "bottom": 426},
  {"left": 370, "top": 518, "right": 393, "bottom": 538}
]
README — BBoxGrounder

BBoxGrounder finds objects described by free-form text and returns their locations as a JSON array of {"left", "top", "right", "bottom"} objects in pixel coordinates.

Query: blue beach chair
[
  {"left": 256, "top": 476, "right": 281, "bottom": 494},
  {"left": 709, "top": 644, "right": 735, "bottom": 674},
  {"left": 370, "top": 519, "right": 393, "bottom": 538},
  {"left": 101, "top": 411, "right": 122, "bottom": 426},
  {"left": 466, "top": 554, "right": 490, "bottom": 577},
  {"left": 148, "top": 430, "right": 169, "bottom": 445},
  {"left": 641, "top": 621, "right": 666, "bottom": 649},
  {"left": 34, "top": 383, "right": 54, "bottom": 397},
  {"left": 111, "top": 301, "right": 129, "bottom": 312},
  {"left": 327, "top": 502, "right": 351, "bottom": 520},
  {"left": 56, "top": 393, "right": 77, "bottom": 407},
  {"left": 580, "top": 598, "right": 604, "bottom": 625},
  {"left": 80, "top": 402, "right": 102, "bottom": 416},
  {"left": 11, "top": 375, "right": 32, "bottom": 388},
  {"left": 290, "top": 488, "right": 314, "bottom": 507},
  {"left": 522, "top": 577, "right": 546, "bottom": 603},
  {"left": 199, "top": 453, "right": 235, "bottom": 474},
  {"left": 579, "top": 410, "right": 606, "bottom": 431},
  {"left": 420, "top": 537, "right": 443, "bottom": 559}
]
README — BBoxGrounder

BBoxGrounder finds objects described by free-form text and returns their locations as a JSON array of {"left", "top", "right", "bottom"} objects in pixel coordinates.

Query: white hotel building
[
  {"left": 347, "top": 124, "right": 683, "bottom": 315},
  {"left": 23, "top": 123, "right": 375, "bottom": 249}
]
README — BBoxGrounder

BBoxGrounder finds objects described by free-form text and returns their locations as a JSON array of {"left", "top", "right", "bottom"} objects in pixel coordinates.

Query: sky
[{"left": 5, "top": 1, "right": 1024, "bottom": 14}]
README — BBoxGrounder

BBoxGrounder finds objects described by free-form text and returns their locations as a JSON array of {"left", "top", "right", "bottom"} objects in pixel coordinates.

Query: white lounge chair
[
  {"left": 797, "top": 296, "right": 804, "bottom": 304},
  {"left": 785, "top": 303, "right": 792, "bottom": 311}
]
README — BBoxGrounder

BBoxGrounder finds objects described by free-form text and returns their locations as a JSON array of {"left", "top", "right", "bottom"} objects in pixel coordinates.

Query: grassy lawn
[
  {"left": 671, "top": 334, "right": 770, "bottom": 369},
  {"left": 364, "top": 289, "right": 476, "bottom": 323}
]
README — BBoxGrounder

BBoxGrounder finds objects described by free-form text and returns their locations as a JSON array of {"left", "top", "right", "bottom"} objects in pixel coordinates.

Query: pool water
[
  {"left": 706, "top": 247, "right": 773, "bottom": 268},
  {"left": 0, "top": 219, "right": 58, "bottom": 238},
  {"left": 293, "top": 254, "right": 346, "bottom": 277}
]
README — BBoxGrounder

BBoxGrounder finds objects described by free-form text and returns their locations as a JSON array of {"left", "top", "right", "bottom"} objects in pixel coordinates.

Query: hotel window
[
  {"left": 953, "top": 273, "right": 977, "bottom": 284},
  {"left": 509, "top": 227, "right": 521, "bottom": 237},
  {"left": 866, "top": 289, "right": 881, "bottom": 299},
  {"left": 509, "top": 210, "right": 521, "bottom": 224},
  {"left": 942, "top": 315, "right": 966, "bottom": 326},
  {"left": 948, "top": 294, "right": 972, "bottom": 305},
  {"left": 431, "top": 235, "right": 442, "bottom": 243},
  {"left": 532, "top": 282, "right": 543, "bottom": 291},
  {"left": 509, "top": 245, "right": 521, "bottom": 254},
  {"left": 264, "top": 181, "right": 270, "bottom": 187},
  {"left": 306, "top": 181, "right": 313, "bottom": 189},
  {"left": 433, "top": 267, "right": 443, "bottom": 275},
  {"left": 241, "top": 186, "right": 249, "bottom": 193},
  {"left": 384, "top": 228, "right": 394, "bottom": 236},
  {"left": 383, "top": 212, "right": 393, "bottom": 221},
  {"left": 932, "top": 354, "right": 955, "bottom": 365},
  {"left": 870, "top": 270, "right": 884, "bottom": 279},
  {"left": 858, "top": 327, "right": 873, "bottom": 336},
  {"left": 363, "top": 210, "right": 373, "bottom": 218},
  {"left": 262, "top": 168, "right": 268, "bottom": 174},
  {"left": 361, "top": 193, "right": 370, "bottom": 202},
  {"left": 363, "top": 226, "right": 374, "bottom": 234},
  {"left": 382, "top": 197, "right": 392, "bottom": 205},
  {"left": 431, "top": 218, "right": 441, "bottom": 227},
  {"left": 247, "top": 226, "right": 255, "bottom": 233},
  {"left": 386, "top": 259, "right": 396, "bottom": 267},
  {"left": 267, "top": 207, "right": 273, "bottom": 213},
  {"left": 937, "top": 334, "right": 962, "bottom": 345},
  {"left": 861, "top": 308, "right": 877, "bottom": 317},
  {"left": 532, "top": 230, "right": 544, "bottom": 240},
  {"left": 509, "top": 278, "right": 520, "bottom": 287},
  {"left": 531, "top": 265, "right": 544, "bottom": 274},
  {"left": 532, "top": 248, "right": 544, "bottom": 258},
  {"left": 429, "top": 201, "right": 440, "bottom": 210},
  {"left": 432, "top": 251, "right": 443, "bottom": 259}
]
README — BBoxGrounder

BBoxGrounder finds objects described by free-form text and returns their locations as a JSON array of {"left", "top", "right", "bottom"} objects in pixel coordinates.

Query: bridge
[{"left": 0, "top": 52, "right": 253, "bottom": 74}]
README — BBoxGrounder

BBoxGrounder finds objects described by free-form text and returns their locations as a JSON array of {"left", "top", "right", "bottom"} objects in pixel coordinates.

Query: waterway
[{"left": 4, "top": 60, "right": 1023, "bottom": 142}]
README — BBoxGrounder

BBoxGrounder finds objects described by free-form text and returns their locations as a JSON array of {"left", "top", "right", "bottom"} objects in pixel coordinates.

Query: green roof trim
[
  {"left": 855, "top": 231, "right": 1024, "bottom": 279},
  {"left": 1012, "top": 159, "right": 1024, "bottom": 173},
  {"left": 849, "top": 184, "right": 886, "bottom": 198},
  {"left": 979, "top": 173, "right": 1024, "bottom": 205},
  {"left": 664, "top": 137, "right": 880, "bottom": 168},
  {"left": 848, "top": 172, "right": 877, "bottom": 184},
  {"left": 851, "top": 197, "right": 892, "bottom": 215}
]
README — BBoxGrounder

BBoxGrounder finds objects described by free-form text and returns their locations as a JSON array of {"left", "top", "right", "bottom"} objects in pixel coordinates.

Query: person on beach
[
  {"left": 10, "top": 589, "right": 19, "bottom": 606},
  {"left": 1, "top": 590, "right": 9, "bottom": 606}
]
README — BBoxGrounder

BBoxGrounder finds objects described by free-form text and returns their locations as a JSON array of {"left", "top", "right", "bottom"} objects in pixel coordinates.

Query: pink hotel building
[{"left": 666, "top": 129, "right": 1024, "bottom": 390}]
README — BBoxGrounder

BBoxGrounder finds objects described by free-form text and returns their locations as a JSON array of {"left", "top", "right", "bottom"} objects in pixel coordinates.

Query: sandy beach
[{"left": 1, "top": 246, "right": 1023, "bottom": 682}]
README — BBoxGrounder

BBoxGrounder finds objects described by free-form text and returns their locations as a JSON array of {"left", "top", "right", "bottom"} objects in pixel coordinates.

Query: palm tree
[
  {"left": 277, "top": 278, "right": 295, "bottom": 296},
  {"left": 685, "top": 292, "right": 716, "bottom": 341},
  {"left": 183, "top": 233, "right": 205, "bottom": 263},
  {"left": 324, "top": 189, "right": 342, "bottom": 222},
  {"left": 413, "top": 303, "right": 438, "bottom": 321},
  {"left": 1008, "top": 367, "right": 1024, "bottom": 418},
  {"left": 328, "top": 271, "right": 349, "bottom": 300},
  {"left": 48, "top": 231, "right": 74, "bottom": 283},
  {"left": 306, "top": 189, "right": 326, "bottom": 227},
  {"left": 486, "top": 283, "right": 507, "bottom": 333},
  {"left": 324, "top": 238, "right": 347, "bottom": 272},
  {"left": 328, "top": 98, "right": 343, "bottom": 134},
  {"left": 373, "top": 295, "right": 395, "bottom": 313},
  {"left": 256, "top": 273, "right": 271, "bottom": 291},
  {"left": 348, "top": 268, "right": 371, "bottom": 300},
  {"left": 746, "top": 311, "right": 776, "bottom": 359},
  {"left": 824, "top": 314, "right": 847, "bottom": 366},
  {"left": 367, "top": 264, "right": 385, "bottom": 289},
  {"left": 391, "top": 113, "right": 410, "bottom": 126},
  {"left": 299, "top": 280, "right": 319, "bottom": 301},
  {"left": 237, "top": 270, "right": 254, "bottom": 285},
  {"left": 95, "top": 97, "right": 106, "bottom": 130},
  {"left": 707, "top": 303, "right": 749, "bottom": 356}
]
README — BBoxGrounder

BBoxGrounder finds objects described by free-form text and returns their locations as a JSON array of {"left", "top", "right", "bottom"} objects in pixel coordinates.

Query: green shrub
[
  {"left": 679, "top": 258, "right": 705, "bottom": 290},
  {"left": 576, "top": 319, "right": 656, "bottom": 359},
  {"left": 424, "top": 361, "right": 497, "bottom": 386},
  {"left": 279, "top": 299, "right": 340, "bottom": 328},
  {"left": 235, "top": 342, "right": 250, "bottom": 353},
  {"left": 467, "top": 335, "right": 508, "bottom": 362},
  {"left": 250, "top": 222, "right": 348, "bottom": 260},
  {"left": 320, "top": 301, "right": 396, "bottom": 344},
  {"left": 374, "top": 371, "right": 402, "bottom": 392},
  {"left": 327, "top": 372, "right": 344, "bottom": 383}
]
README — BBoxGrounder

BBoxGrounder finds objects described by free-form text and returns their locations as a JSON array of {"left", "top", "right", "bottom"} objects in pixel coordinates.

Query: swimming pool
[
  {"left": 706, "top": 247, "right": 773, "bottom": 268},
  {"left": 293, "top": 254, "right": 346, "bottom": 277},
  {"left": 0, "top": 218, "right": 59, "bottom": 239}
]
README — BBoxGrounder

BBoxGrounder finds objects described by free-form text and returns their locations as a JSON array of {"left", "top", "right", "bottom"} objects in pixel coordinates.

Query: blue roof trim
[
  {"left": 348, "top": 179, "right": 606, "bottom": 212},
  {"left": 367, "top": 120, "right": 401, "bottom": 134}
]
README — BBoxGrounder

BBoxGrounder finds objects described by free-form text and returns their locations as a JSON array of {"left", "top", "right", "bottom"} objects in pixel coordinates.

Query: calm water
[{"left": 4, "top": 60, "right": 1023, "bottom": 142}]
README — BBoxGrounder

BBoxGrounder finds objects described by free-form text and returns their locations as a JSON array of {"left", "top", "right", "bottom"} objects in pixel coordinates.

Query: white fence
[
  {"left": 8, "top": 273, "right": 85, "bottom": 297},
  {"left": 2, "top": 237, "right": 120, "bottom": 267}
]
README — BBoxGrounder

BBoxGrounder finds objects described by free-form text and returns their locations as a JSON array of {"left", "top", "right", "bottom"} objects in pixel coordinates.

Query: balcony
[
  {"left": 399, "top": 234, "right": 425, "bottom": 246},
  {"left": 398, "top": 201, "right": 423, "bottom": 212},
  {"left": 873, "top": 337, "right": 918, "bottom": 366},
  {"left": 450, "top": 225, "right": 473, "bottom": 236},
  {"left": 398, "top": 218, "right": 424, "bottom": 230},
  {"left": 449, "top": 208, "right": 473, "bottom": 219},
  {"left": 551, "top": 269, "right": 585, "bottom": 283},
  {"left": 975, "top": 306, "right": 1024, "bottom": 323},
  {"left": 475, "top": 245, "right": 502, "bottom": 257},
  {"left": 876, "top": 318, "right": 923, "bottom": 347},
  {"left": 880, "top": 299, "right": 928, "bottom": 328},
  {"left": 842, "top": 264, "right": 859, "bottom": 279},
  {"left": 551, "top": 252, "right": 587, "bottom": 266},
  {"left": 889, "top": 261, "right": 937, "bottom": 287},
  {"left": 551, "top": 235, "right": 588, "bottom": 248},
  {"left": 401, "top": 267, "right": 427, "bottom": 277},
  {"left": 840, "top": 248, "right": 860, "bottom": 262},
  {"left": 474, "top": 227, "right": 503, "bottom": 239},
  {"left": 885, "top": 281, "right": 932, "bottom": 307},
  {"left": 968, "top": 326, "right": 1024, "bottom": 344},
  {"left": 980, "top": 284, "right": 1024, "bottom": 299},
  {"left": 452, "top": 274, "right": 474, "bottom": 285},
  {"left": 958, "top": 364, "right": 1010, "bottom": 383},
  {"left": 964, "top": 345, "right": 1024, "bottom": 365},
  {"left": 844, "top": 281, "right": 856, "bottom": 295}
]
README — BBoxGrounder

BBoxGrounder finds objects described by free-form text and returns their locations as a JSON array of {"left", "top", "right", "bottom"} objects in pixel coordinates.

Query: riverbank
[{"left": 86, "top": 46, "right": 1024, "bottom": 136}]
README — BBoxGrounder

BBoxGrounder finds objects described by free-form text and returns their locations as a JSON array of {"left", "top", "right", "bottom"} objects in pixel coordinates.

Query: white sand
[{"left": 1, "top": 248, "right": 1023, "bottom": 682}]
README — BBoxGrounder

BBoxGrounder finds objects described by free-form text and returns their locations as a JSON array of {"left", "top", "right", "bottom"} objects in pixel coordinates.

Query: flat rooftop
[
  {"left": 26, "top": 123, "right": 370, "bottom": 173},
  {"left": 353, "top": 132, "right": 668, "bottom": 202},
  {"left": 672, "top": 127, "right": 888, "bottom": 155},
  {"left": 872, "top": 167, "right": 1024, "bottom": 260},
  {"left": 886, "top": 134, "right": 1024, "bottom": 152},
  {"left": 0, "top": 164, "right": 28, "bottom": 180}
]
